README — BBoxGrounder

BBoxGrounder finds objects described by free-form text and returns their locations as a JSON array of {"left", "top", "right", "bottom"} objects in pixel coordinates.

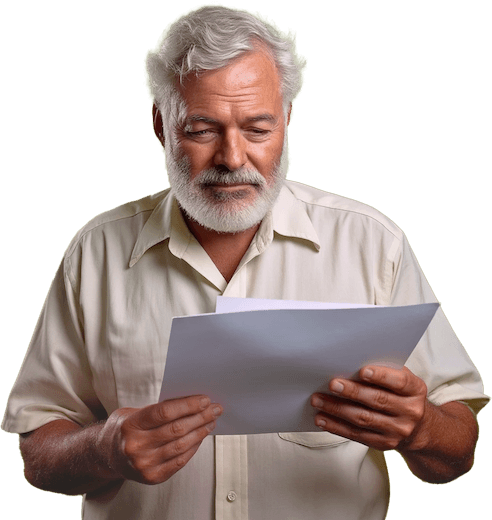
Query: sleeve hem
[
  {"left": 1, "top": 414, "right": 79, "bottom": 435},
  {"left": 428, "top": 385, "right": 490, "bottom": 415}
]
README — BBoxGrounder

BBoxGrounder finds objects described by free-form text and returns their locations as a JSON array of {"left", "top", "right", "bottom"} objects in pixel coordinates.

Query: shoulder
[
  {"left": 285, "top": 180, "right": 403, "bottom": 240},
  {"left": 64, "top": 189, "right": 170, "bottom": 258}
]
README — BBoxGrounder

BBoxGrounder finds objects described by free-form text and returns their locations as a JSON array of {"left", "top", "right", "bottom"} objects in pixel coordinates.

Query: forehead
[{"left": 177, "top": 48, "right": 283, "bottom": 121}]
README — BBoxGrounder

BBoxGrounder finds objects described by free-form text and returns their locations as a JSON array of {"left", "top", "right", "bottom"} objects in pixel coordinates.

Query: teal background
[{"left": 1, "top": 2, "right": 490, "bottom": 518}]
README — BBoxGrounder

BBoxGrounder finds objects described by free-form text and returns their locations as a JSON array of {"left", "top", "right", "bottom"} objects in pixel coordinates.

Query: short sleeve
[
  {"left": 2, "top": 258, "right": 106, "bottom": 434},
  {"left": 390, "top": 234, "right": 489, "bottom": 414}
]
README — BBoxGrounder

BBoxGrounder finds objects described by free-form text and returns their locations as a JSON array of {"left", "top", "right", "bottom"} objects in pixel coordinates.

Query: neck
[{"left": 184, "top": 215, "right": 260, "bottom": 283}]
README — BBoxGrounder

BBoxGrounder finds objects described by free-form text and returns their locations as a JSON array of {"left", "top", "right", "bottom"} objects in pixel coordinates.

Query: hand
[
  {"left": 311, "top": 366, "right": 428, "bottom": 451},
  {"left": 98, "top": 395, "right": 223, "bottom": 485}
]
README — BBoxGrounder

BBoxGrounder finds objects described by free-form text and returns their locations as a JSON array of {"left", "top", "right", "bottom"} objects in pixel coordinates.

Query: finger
[
  {"left": 157, "top": 420, "right": 217, "bottom": 462},
  {"left": 130, "top": 395, "right": 213, "bottom": 430},
  {"left": 131, "top": 438, "right": 205, "bottom": 485},
  {"left": 316, "top": 380, "right": 403, "bottom": 415},
  {"left": 151, "top": 403, "right": 223, "bottom": 445},
  {"left": 358, "top": 366, "right": 427, "bottom": 397},
  {"left": 312, "top": 395, "right": 413, "bottom": 438},
  {"left": 314, "top": 413, "right": 402, "bottom": 451},
  {"left": 156, "top": 441, "right": 204, "bottom": 482}
]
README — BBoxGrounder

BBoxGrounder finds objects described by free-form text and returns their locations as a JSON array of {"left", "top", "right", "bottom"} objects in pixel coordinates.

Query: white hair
[
  {"left": 165, "top": 135, "right": 289, "bottom": 233},
  {"left": 146, "top": 6, "right": 305, "bottom": 140}
]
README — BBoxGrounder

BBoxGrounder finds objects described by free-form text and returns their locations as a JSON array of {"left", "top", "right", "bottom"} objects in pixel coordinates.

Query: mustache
[{"left": 194, "top": 167, "right": 267, "bottom": 187}]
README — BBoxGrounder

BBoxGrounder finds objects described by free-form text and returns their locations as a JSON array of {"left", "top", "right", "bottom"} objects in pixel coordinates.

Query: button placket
[{"left": 215, "top": 435, "right": 248, "bottom": 519}]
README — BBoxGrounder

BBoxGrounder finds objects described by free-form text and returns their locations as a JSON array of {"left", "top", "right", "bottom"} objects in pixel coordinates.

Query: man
[{"left": 2, "top": 6, "right": 488, "bottom": 519}]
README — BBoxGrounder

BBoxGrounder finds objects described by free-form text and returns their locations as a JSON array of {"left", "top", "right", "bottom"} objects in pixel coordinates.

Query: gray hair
[{"left": 146, "top": 6, "right": 305, "bottom": 138}]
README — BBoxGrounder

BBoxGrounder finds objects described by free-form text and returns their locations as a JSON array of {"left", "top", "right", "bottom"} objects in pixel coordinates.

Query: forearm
[
  {"left": 19, "top": 397, "right": 221, "bottom": 495},
  {"left": 20, "top": 419, "right": 121, "bottom": 495},
  {"left": 397, "top": 401, "right": 478, "bottom": 483}
]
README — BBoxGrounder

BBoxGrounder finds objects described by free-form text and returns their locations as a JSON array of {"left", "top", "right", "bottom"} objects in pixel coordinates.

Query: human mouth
[
  {"left": 201, "top": 183, "right": 257, "bottom": 201},
  {"left": 204, "top": 182, "right": 257, "bottom": 190}
]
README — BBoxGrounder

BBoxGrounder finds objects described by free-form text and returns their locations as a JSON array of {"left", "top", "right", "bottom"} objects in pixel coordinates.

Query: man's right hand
[
  {"left": 99, "top": 395, "right": 223, "bottom": 485},
  {"left": 19, "top": 395, "right": 223, "bottom": 494}
]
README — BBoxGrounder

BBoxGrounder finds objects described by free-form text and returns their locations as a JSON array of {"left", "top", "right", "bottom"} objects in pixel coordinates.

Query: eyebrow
[
  {"left": 185, "top": 113, "right": 278, "bottom": 126},
  {"left": 186, "top": 115, "right": 219, "bottom": 125},
  {"left": 244, "top": 114, "right": 278, "bottom": 124}
]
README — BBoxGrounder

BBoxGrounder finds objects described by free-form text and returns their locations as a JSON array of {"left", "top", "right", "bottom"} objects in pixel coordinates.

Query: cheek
[
  {"left": 253, "top": 138, "right": 285, "bottom": 178},
  {"left": 176, "top": 143, "right": 214, "bottom": 180}
]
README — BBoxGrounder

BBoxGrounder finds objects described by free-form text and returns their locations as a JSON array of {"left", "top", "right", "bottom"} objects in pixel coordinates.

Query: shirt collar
[
  {"left": 129, "top": 183, "right": 320, "bottom": 268},
  {"left": 269, "top": 183, "right": 321, "bottom": 251},
  {"left": 129, "top": 190, "right": 175, "bottom": 268}
]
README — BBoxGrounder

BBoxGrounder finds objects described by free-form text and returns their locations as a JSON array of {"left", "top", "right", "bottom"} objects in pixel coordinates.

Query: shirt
[{"left": 2, "top": 180, "right": 488, "bottom": 520}]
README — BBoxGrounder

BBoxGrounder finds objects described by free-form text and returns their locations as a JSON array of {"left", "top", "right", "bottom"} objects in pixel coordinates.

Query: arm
[
  {"left": 398, "top": 400, "right": 477, "bottom": 482},
  {"left": 311, "top": 365, "right": 478, "bottom": 483},
  {"left": 19, "top": 395, "right": 223, "bottom": 495}
]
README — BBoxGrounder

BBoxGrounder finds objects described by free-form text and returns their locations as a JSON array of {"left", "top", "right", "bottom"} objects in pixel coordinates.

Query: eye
[
  {"left": 187, "top": 129, "right": 211, "bottom": 136},
  {"left": 184, "top": 128, "right": 217, "bottom": 142},
  {"left": 245, "top": 127, "right": 271, "bottom": 140}
]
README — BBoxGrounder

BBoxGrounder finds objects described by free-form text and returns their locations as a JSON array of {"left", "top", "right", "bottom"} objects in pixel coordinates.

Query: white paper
[
  {"left": 159, "top": 299, "right": 439, "bottom": 435},
  {"left": 216, "top": 296, "right": 378, "bottom": 312}
]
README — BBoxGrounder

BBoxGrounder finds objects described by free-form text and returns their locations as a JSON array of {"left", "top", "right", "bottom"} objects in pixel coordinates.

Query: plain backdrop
[{"left": 1, "top": 1, "right": 490, "bottom": 518}]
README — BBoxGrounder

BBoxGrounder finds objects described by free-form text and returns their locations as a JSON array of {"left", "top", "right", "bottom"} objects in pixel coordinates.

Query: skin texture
[
  {"left": 20, "top": 396, "right": 223, "bottom": 493},
  {"left": 311, "top": 366, "right": 478, "bottom": 483},
  {"left": 155, "top": 46, "right": 290, "bottom": 281},
  {"left": 174, "top": 47, "right": 286, "bottom": 188},
  {"left": 19, "top": 47, "right": 479, "bottom": 496}
]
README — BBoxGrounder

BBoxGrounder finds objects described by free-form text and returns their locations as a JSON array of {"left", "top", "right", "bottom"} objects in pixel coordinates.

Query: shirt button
[{"left": 226, "top": 491, "right": 237, "bottom": 502}]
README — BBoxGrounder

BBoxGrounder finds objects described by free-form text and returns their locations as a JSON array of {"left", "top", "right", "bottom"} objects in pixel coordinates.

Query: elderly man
[{"left": 3, "top": 6, "right": 488, "bottom": 520}]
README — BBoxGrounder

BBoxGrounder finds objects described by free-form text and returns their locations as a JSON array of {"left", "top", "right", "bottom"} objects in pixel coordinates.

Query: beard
[{"left": 166, "top": 139, "right": 288, "bottom": 233}]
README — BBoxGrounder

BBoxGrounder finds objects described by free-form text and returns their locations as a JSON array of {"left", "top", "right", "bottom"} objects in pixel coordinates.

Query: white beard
[{"left": 166, "top": 139, "right": 288, "bottom": 233}]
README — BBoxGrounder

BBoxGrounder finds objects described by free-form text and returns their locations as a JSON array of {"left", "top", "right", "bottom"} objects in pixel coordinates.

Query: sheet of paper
[
  {"left": 159, "top": 300, "right": 439, "bottom": 435},
  {"left": 216, "top": 296, "right": 378, "bottom": 312}
]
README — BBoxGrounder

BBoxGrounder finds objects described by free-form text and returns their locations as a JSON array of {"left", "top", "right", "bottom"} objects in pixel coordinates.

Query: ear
[
  {"left": 286, "top": 103, "right": 292, "bottom": 126},
  {"left": 152, "top": 103, "right": 165, "bottom": 147}
]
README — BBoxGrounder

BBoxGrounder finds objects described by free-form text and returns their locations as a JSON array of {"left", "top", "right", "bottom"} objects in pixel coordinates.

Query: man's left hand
[{"left": 311, "top": 366, "right": 428, "bottom": 451}]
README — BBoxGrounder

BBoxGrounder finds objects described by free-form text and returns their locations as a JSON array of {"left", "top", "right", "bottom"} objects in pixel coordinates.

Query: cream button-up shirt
[{"left": 3, "top": 181, "right": 488, "bottom": 520}]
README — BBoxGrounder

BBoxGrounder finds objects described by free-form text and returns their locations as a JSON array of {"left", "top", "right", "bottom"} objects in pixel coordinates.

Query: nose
[{"left": 214, "top": 129, "right": 247, "bottom": 171}]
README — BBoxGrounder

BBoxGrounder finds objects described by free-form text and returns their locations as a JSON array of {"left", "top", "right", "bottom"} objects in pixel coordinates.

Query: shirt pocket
[{"left": 278, "top": 431, "right": 350, "bottom": 448}]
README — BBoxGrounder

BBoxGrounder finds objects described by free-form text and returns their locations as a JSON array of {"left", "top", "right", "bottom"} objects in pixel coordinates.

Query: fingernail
[
  {"left": 312, "top": 396, "right": 323, "bottom": 408},
  {"left": 316, "top": 418, "right": 326, "bottom": 428},
  {"left": 206, "top": 421, "right": 216, "bottom": 432},
  {"left": 363, "top": 369, "right": 374, "bottom": 381},
  {"left": 331, "top": 381, "right": 344, "bottom": 394},
  {"left": 213, "top": 406, "right": 222, "bottom": 417},
  {"left": 200, "top": 397, "right": 211, "bottom": 409}
]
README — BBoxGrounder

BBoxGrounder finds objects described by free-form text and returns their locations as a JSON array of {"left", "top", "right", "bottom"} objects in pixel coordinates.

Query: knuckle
[
  {"left": 157, "top": 405, "right": 173, "bottom": 423},
  {"left": 377, "top": 369, "right": 389, "bottom": 385},
  {"left": 329, "top": 400, "right": 343, "bottom": 417},
  {"left": 394, "top": 376, "right": 407, "bottom": 392},
  {"left": 357, "top": 409, "right": 374, "bottom": 428},
  {"left": 384, "top": 438, "right": 400, "bottom": 451},
  {"left": 200, "top": 409, "right": 213, "bottom": 424},
  {"left": 374, "top": 391, "right": 390, "bottom": 409},
  {"left": 408, "top": 400, "right": 425, "bottom": 422},
  {"left": 401, "top": 423, "right": 415, "bottom": 439},
  {"left": 122, "top": 438, "right": 139, "bottom": 458},
  {"left": 131, "top": 455, "right": 152, "bottom": 475},
  {"left": 171, "top": 437, "right": 188, "bottom": 456},
  {"left": 349, "top": 383, "right": 360, "bottom": 400},
  {"left": 394, "top": 420, "right": 415, "bottom": 440},
  {"left": 173, "top": 454, "right": 188, "bottom": 470},
  {"left": 169, "top": 419, "right": 187, "bottom": 437}
]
